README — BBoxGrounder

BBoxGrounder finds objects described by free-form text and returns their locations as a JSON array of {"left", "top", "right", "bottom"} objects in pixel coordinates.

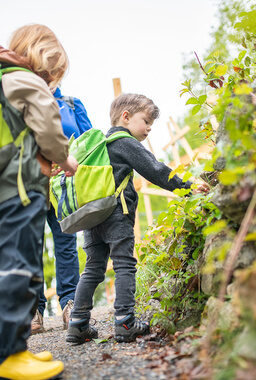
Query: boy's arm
[
  {"left": 3, "top": 71, "right": 69, "bottom": 164},
  {"left": 117, "top": 138, "right": 192, "bottom": 191}
]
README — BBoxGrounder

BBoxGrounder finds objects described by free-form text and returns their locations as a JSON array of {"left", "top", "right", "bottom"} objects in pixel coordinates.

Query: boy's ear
[{"left": 121, "top": 110, "right": 130, "bottom": 123}]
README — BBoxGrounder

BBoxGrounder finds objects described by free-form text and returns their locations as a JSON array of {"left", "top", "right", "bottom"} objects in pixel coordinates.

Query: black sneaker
[
  {"left": 66, "top": 318, "right": 98, "bottom": 344},
  {"left": 115, "top": 314, "right": 150, "bottom": 343}
]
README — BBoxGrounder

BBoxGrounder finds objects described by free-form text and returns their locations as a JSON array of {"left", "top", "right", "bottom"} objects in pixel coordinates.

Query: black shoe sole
[
  {"left": 115, "top": 328, "right": 150, "bottom": 343},
  {"left": 115, "top": 335, "right": 136, "bottom": 343},
  {"left": 66, "top": 331, "right": 98, "bottom": 345}
]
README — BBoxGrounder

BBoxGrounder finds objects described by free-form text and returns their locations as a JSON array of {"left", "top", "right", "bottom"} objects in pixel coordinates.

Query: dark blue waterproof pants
[
  {"left": 38, "top": 205, "right": 80, "bottom": 315},
  {"left": 0, "top": 191, "right": 46, "bottom": 364},
  {"left": 71, "top": 207, "right": 137, "bottom": 319}
]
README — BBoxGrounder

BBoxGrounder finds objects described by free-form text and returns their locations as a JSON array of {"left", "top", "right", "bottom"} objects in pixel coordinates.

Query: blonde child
[{"left": 0, "top": 24, "right": 78, "bottom": 379}]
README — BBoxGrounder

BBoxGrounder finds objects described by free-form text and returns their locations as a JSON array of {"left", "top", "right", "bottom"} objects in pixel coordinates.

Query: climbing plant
[
  {"left": 136, "top": 189, "right": 221, "bottom": 330},
  {"left": 136, "top": 5, "right": 256, "bottom": 336}
]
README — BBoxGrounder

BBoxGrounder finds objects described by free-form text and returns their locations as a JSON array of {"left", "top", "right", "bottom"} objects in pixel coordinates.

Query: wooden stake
[
  {"left": 166, "top": 122, "right": 181, "bottom": 167},
  {"left": 112, "top": 78, "right": 122, "bottom": 98},
  {"left": 141, "top": 178, "right": 153, "bottom": 225},
  {"left": 169, "top": 116, "right": 196, "bottom": 162},
  {"left": 146, "top": 137, "right": 155, "bottom": 155},
  {"left": 163, "top": 125, "right": 190, "bottom": 150},
  {"left": 134, "top": 209, "right": 141, "bottom": 245}
]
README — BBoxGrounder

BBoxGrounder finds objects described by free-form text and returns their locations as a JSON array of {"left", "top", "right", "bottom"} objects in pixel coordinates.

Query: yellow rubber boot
[
  {"left": 0, "top": 350, "right": 64, "bottom": 380},
  {"left": 29, "top": 351, "right": 53, "bottom": 361}
]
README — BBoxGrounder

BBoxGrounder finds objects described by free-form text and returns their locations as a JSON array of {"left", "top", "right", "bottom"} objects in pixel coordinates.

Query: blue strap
[
  {"left": 57, "top": 174, "right": 73, "bottom": 220},
  {"left": 71, "top": 176, "right": 78, "bottom": 211}
]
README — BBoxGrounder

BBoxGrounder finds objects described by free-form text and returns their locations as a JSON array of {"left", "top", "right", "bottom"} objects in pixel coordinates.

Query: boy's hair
[
  {"left": 9, "top": 24, "right": 69, "bottom": 89},
  {"left": 110, "top": 93, "right": 160, "bottom": 126}
]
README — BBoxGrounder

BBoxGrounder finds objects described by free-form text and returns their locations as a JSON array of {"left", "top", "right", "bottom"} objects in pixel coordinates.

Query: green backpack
[
  {"left": 50, "top": 128, "right": 135, "bottom": 233},
  {"left": 0, "top": 66, "right": 33, "bottom": 206}
]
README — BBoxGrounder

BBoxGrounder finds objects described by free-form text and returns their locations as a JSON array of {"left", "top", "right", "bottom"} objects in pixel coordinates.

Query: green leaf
[
  {"left": 204, "top": 62, "right": 215, "bottom": 74},
  {"left": 218, "top": 170, "right": 239, "bottom": 185},
  {"left": 153, "top": 252, "right": 167, "bottom": 264},
  {"left": 180, "top": 89, "right": 189, "bottom": 97},
  {"left": 234, "top": 83, "right": 252, "bottom": 95},
  {"left": 244, "top": 56, "right": 251, "bottom": 67},
  {"left": 169, "top": 164, "right": 185, "bottom": 180},
  {"left": 181, "top": 79, "right": 191, "bottom": 89},
  {"left": 204, "top": 161, "right": 214, "bottom": 172},
  {"left": 138, "top": 253, "right": 146, "bottom": 263},
  {"left": 198, "top": 95, "right": 207, "bottom": 104},
  {"left": 192, "top": 105, "right": 201, "bottom": 115},
  {"left": 213, "top": 51, "right": 220, "bottom": 59},
  {"left": 203, "top": 220, "right": 227, "bottom": 236},
  {"left": 184, "top": 199, "right": 198, "bottom": 213},
  {"left": 215, "top": 64, "right": 228, "bottom": 76},
  {"left": 235, "top": 10, "right": 256, "bottom": 34},
  {"left": 182, "top": 171, "right": 193, "bottom": 182},
  {"left": 186, "top": 97, "right": 198, "bottom": 105},
  {"left": 93, "top": 338, "right": 110, "bottom": 344},
  {"left": 152, "top": 292, "right": 162, "bottom": 298},
  {"left": 238, "top": 50, "right": 247, "bottom": 62},
  {"left": 245, "top": 232, "right": 256, "bottom": 241},
  {"left": 192, "top": 246, "right": 200, "bottom": 260},
  {"left": 232, "top": 58, "right": 239, "bottom": 66},
  {"left": 173, "top": 188, "right": 191, "bottom": 197},
  {"left": 241, "top": 135, "right": 256, "bottom": 150}
]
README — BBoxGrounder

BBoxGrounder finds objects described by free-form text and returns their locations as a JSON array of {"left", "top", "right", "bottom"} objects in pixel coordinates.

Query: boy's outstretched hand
[{"left": 192, "top": 180, "right": 210, "bottom": 195}]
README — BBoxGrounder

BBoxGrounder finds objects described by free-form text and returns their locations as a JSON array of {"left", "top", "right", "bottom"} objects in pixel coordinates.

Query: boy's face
[{"left": 121, "top": 111, "right": 153, "bottom": 141}]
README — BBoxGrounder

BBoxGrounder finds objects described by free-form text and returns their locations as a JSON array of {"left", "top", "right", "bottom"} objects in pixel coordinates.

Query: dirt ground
[{"left": 28, "top": 306, "right": 207, "bottom": 380}]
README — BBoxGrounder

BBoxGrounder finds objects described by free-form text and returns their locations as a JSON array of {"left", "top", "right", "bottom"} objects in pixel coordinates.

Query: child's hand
[
  {"left": 59, "top": 155, "right": 79, "bottom": 177},
  {"left": 51, "top": 156, "right": 79, "bottom": 177},
  {"left": 51, "top": 162, "right": 62, "bottom": 177},
  {"left": 192, "top": 180, "right": 210, "bottom": 195}
]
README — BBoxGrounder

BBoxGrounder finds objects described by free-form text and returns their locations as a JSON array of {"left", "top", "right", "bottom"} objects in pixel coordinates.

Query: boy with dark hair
[{"left": 66, "top": 93, "right": 208, "bottom": 343}]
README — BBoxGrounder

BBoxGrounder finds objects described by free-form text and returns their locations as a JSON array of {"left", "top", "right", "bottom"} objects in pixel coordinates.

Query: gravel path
[{"left": 28, "top": 306, "right": 170, "bottom": 380}]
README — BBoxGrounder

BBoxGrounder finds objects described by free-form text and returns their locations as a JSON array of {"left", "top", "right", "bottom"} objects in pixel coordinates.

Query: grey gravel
[{"left": 28, "top": 306, "right": 169, "bottom": 380}]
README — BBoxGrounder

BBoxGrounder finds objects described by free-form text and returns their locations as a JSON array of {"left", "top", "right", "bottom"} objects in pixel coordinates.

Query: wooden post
[
  {"left": 169, "top": 117, "right": 197, "bottom": 163},
  {"left": 146, "top": 137, "right": 155, "bottom": 155},
  {"left": 134, "top": 209, "right": 141, "bottom": 245},
  {"left": 141, "top": 178, "right": 153, "bottom": 226},
  {"left": 166, "top": 122, "right": 181, "bottom": 167},
  {"left": 112, "top": 78, "right": 122, "bottom": 98},
  {"left": 163, "top": 116, "right": 202, "bottom": 167}
]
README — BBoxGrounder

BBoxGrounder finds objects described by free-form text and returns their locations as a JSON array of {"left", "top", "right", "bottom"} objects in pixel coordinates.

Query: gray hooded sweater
[{"left": 106, "top": 126, "right": 192, "bottom": 221}]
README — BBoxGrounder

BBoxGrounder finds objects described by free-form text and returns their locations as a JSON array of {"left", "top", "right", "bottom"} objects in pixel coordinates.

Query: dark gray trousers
[
  {"left": 71, "top": 207, "right": 137, "bottom": 318},
  {"left": 0, "top": 191, "right": 46, "bottom": 363}
]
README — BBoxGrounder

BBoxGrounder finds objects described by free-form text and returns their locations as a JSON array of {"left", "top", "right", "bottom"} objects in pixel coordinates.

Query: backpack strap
[
  {"left": 55, "top": 95, "right": 75, "bottom": 110},
  {"left": 57, "top": 174, "right": 73, "bottom": 220},
  {"left": 114, "top": 171, "right": 133, "bottom": 214},
  {"left": 0, "top": 66, "right": 32, "bottom": 81},
  {"left": 106, "top": 131, "right": 137, "bottom": 215},
  {"left": 17, "top": 127, "right": 31, "bottom": 206},
  {"left": 106, "top": 130, "right": 136, "bottom": 144}
]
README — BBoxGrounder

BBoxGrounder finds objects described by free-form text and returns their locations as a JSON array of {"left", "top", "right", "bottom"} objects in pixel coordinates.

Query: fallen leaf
[
  {"left": 93, "top": 338, "right": 110, "bottom": 344},
  {"left": 102, "top": 353, "right": 112, "bottom": 360}
]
